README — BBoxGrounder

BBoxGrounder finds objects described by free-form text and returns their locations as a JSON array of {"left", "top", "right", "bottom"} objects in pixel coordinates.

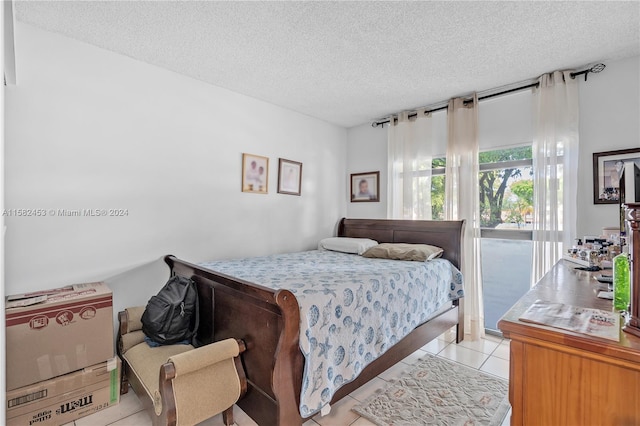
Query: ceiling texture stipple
[{"left": 14, "top": 1, "right": 640, "bottom": 128}]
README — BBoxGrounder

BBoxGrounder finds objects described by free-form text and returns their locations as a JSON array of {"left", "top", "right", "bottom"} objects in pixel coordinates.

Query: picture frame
[
  {"left": 277, "top": 158, "right": 303, "bottom": 196},
  {"left": 242, "top": 153, "right": 269, "bottom": 194},
  {"left": 350, "top": 171, "right": 380, "bottom": 202},
  {"left": 593, "top": 148, "right": 640, "bottom": 204}
]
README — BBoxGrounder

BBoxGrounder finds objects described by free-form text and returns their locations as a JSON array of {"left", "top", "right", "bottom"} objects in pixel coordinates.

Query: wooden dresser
[{"left": 498, "top": 260, "right": 640, "bottom": 426}]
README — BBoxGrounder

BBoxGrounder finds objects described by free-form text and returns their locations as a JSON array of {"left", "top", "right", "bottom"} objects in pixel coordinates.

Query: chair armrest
[
  {"left": 168, "top": 338, "right": 245, "bottom": 377},
  {"left": 118, "top": 306, "right": 146, "bottom": 335},
  {"left": 159, "top": 338, "right": 247, "bottom": 426}
]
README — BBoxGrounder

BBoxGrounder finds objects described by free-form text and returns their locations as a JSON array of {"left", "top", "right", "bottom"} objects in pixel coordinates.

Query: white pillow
[{"left": 317, "top": 237, "right": 379, "bottom": 255}]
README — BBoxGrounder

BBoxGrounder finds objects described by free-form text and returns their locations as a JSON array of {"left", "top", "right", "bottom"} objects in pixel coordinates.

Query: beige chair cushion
[{"left": 122, "top": 342, "right": 193, "bottom": 397}]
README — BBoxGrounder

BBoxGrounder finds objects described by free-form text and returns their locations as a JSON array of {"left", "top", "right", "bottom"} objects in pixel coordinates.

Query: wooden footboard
[
  {"left": 164, "top": 217, "right": 465, "bottom": 426},
  {"left": 165, "top": 255, "right": 304, "bottom": 426}
]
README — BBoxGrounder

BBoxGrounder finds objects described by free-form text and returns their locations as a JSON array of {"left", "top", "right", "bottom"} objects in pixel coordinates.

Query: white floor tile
[
  {"left": 483, "top": 333, "right": 504, "bottom": 344},
  {"left": 312, "top": 396, "right": 360, "bottom": 426},
  {"left": 438, "top": 343, "right": 489, "bottom": 369},
  {"left": 480, "top": 356, "right": 510, "bottom": 380},
  {"left": 458, "top": 337, "right": 500, "bottom": 355},
  {"left": 421, "top": 338, "right": 450, "bottom": 355},
  {"left": 348, "top": 377, "right": 387, "bottom": 402},
  {"left": 75, "top": 390, "right": 144, "bottom": 426},
  {"left": 493, "top": 340, "right": 510, "bottom": 361},
  {"left": 377, "top": 361, "right": 410, "bottom": 382},
  {"left": 108, "top": 410, "right": 152, "bottom": 426},
  {"left": 350, "top": 416, "right": 378, "bottom": 425},
  {"left": 302, "top": 418, "right": 321, "bottom": 426}
]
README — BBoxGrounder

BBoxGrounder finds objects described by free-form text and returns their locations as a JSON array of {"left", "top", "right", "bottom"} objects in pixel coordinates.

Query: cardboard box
[
  {"left": 6, "top": 357, "right": 121, "bottom": 426},
  {"left": 6, "top": 282, "right": 114, "bottom": 390}
]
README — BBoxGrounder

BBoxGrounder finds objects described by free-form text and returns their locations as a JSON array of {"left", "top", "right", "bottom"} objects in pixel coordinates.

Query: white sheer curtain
[
  {"left": 531, "top": 71, "right": 579, "bottom": 284},
  {"left": 387, "top": 110, "right": 435, "bottom": 219},
  {"left": 445, "top": 94, "right": 484, "bottom": 341}
]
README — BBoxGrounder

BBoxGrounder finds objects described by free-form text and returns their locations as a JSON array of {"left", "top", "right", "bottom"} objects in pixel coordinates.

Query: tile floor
[{"left": 66, "top": 331, "right": 512, "bottom": 426}]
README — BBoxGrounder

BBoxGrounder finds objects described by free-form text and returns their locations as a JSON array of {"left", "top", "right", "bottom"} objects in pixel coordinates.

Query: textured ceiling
[{"left": 13, "top": 1, "right": 640, "bottom": 128}]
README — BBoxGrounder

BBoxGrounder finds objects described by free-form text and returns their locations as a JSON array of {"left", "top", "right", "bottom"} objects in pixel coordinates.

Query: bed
[{"left": 164, "top": 218, "right": 465, "bottom": 425}]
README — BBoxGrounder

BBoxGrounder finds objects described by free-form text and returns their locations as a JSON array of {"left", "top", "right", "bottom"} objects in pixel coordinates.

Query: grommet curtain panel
[
  {"left": 387, "top": 110, "right": 435, "bottom": 220},
  {"left": 445, "top": 94, "right": 484, "bottom": 341},
  {"left": 531, "top": 71, "right": 579, "bottom": 284}
]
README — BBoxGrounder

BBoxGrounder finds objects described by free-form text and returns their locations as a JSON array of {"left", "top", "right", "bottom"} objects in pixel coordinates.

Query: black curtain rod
[
  {"left": 372, "top": 63, "right": 605, "bottom": 127},
  {"left": 468, "top": 82, "right": 540, "bottom": 104}
]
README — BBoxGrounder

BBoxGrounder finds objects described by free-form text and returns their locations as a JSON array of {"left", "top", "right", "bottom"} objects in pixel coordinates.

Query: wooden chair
[{"left": 117, "top": 306, "right": 247, "bottom": 426}]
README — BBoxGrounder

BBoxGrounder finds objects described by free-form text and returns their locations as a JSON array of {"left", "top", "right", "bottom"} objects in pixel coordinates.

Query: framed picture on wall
[
  {"left": 350, "top": 171, "right": 380, "bottom": 202},
  {"left": 277, "top": 158, "right": 302, "bottom": 196},
  {"left": 593, "top": 148, "right": 640, "bottom": 204},
  {"left": 242, "top": 153, "right": 269, "bottom": 194}
]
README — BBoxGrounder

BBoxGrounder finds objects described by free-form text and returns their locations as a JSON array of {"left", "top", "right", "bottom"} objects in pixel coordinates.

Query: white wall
[
  {"left": 346, "top": 55, "right": 640, "bottom": 239},
  {"left": 4, "top": 23, "right": 347, "bottom": 312},
  {"left": 577, "top": 55, "right": 640, "bottom": 238},
  {"left": 346, "top": 124, "right": 387, "bottom": 218}
]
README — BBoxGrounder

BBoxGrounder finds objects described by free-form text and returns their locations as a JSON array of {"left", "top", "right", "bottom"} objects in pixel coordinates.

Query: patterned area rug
[{"left": 352, "top": 354, "right": 510, "bottom": 426}]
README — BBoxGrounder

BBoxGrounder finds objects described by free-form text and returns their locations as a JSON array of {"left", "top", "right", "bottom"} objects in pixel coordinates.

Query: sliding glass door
[{"left": 478, "top": 146, "right": 533, "bottom": 332}]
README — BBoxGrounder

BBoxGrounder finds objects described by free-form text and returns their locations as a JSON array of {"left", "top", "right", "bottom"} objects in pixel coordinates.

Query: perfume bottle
[{"left": 613, "top": 251, "right": 630, "bottom": 312}]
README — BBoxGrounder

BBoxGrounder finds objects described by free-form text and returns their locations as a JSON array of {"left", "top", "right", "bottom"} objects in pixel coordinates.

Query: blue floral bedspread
[{"left": 199, "top": 250, "right": 463, "bottom": 417}]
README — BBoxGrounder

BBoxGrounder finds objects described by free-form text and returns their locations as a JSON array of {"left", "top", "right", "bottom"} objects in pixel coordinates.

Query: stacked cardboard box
[
  {"left": 5, "top": 282, "right": 120, "bottom": 424},
  {"left": 6, "top": 358, "right": 121, "bottom": 426}
]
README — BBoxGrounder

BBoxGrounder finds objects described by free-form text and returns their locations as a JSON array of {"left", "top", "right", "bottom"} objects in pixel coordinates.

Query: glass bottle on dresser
[{"left": 613, "top": 250, "right": 630, "bottom": 312}]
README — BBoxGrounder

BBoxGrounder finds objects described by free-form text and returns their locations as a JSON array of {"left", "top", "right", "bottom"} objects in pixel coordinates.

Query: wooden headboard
[{"left": 337, "top": 218, "right": 465, "bottom": 270}]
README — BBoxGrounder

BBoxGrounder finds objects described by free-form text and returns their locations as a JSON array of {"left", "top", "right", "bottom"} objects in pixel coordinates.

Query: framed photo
[
  {"left": 593, "top": 148, "right": 640, "bottom": 204},
  {"left": 277, "top": 158, "right": 302, "bottom": 196},
  {"left": 350, "top": 171, "right": 380, "bottom": 202},
  {"left": 242, "top": 153, "right": 269, "bottom": 194}
]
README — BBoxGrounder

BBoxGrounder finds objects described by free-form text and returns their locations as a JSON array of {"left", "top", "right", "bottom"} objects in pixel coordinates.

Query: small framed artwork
[
  {"left": 593, "top": 148, "right": 640, "bottom": 204},
  {"left": 242, "top": 153, "right": 269, "bottom": 194},
  {"left": 277, "top": 158, "right": 303, "bottom": 196},
  {"left": 351, "top": 171, "right": 380, "bottom": 202}
]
